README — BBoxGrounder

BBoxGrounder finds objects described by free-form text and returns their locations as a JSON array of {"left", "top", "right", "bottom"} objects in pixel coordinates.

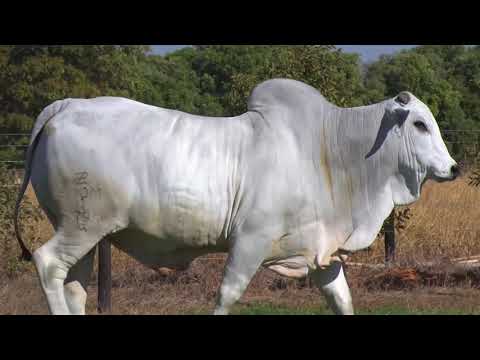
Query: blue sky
[{"left": 151, "top": 45, "right": 417, "bottom": 63}]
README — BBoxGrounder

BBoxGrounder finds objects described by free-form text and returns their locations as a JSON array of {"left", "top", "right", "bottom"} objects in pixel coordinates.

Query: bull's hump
[{"left": 247, "top": 78, "right": 329, "bottom": 112}]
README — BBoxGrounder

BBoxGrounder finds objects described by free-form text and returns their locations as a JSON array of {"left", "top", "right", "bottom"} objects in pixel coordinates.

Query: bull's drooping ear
[
  {"left": 395, "top": 91, "right": 411, "bottom": 106},
  {"left": 365, "top": 106, "right": 410, "bottom": 159},
  {"left": 393, "top": 107, "right": 410, "bottom": 128}
]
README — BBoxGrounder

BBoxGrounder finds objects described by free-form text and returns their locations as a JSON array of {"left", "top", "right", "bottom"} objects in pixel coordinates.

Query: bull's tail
[{"left": 14, "top": 100, "right": 71, "bottom": 262}]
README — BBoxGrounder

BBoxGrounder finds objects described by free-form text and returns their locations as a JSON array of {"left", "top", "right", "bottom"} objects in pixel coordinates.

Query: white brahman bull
[{"left": 15, "top": 79, "right": 459, "bottom": 315}]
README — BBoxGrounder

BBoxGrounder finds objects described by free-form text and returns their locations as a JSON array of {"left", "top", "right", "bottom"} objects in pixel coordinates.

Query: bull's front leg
[
  {"left": 310, "top": 261, "right": 354, "bottom": 315},
  {"left": 214, "top": 233, "right": 270, "bottom": 315}
]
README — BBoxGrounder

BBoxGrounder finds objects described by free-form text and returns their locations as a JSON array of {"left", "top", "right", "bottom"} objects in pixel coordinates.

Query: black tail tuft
[{"left": 14, "top": 198, "right": 33, "bottom": 263}]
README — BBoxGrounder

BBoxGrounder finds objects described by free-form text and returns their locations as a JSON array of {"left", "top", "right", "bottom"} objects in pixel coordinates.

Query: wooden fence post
[
  {"left": 97, "top": 238, "right": 112, "bottom": 314},
  {"left": 384, "top": 210, "right": 396, "bottom": 265}
]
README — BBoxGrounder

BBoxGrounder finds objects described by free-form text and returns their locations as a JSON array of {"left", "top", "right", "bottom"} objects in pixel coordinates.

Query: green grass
[
  {"left": 231, "top": 304, "right": 331, "bottom": 315},
  {"left": 189, "top": 303, "right": 480, "bottom": 315},
  {"left": 355, "top": 306, "right": 479, "bottom": 316}
]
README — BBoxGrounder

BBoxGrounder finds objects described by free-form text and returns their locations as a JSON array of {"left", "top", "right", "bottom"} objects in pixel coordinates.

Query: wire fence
[{"left": 0, "top": 133, "right": 30, "bottom": 167}]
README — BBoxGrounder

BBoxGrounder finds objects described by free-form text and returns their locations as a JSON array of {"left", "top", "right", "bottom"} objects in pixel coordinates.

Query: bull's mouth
[
  {"left": 429, "top": 173, "right": 458, "bottom": 183},
  {"left": 426, "top": 167, "right": 458, "bottom": 182}
]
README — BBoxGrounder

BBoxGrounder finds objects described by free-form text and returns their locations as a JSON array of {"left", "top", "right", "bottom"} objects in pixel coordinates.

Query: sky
[{"left": 151, "top": 45, "right": 417, "bottom": 63}]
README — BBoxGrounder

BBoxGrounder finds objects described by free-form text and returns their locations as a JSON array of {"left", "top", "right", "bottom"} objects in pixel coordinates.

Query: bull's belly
[
  {"left": 109, "top": 221, "right": 351, "bottom": 279},
  {"left": 117, "top": 192, "right": 230, "bottom": 269},
  {"left": 109, "top": 228, "right": 227, "bottom": 270}
]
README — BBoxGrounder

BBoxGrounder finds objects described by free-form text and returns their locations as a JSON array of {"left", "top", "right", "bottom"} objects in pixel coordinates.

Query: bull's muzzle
[{"left": 450, "top": 164, "right": 460, "bottom": 179}]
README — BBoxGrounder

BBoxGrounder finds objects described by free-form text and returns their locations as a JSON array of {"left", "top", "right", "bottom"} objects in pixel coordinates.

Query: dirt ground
[{"left": 2, "top": 255, "right": 480, "bottom": 315}]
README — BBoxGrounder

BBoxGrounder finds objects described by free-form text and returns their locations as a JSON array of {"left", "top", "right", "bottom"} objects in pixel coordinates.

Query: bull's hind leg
[
  {"left": 33, "top": 230, "right": 102, "bottom": 315},
  {"left": 64, "top": 248, "right": 96, "bottom": 315},
  {"left": 310, "top": 261, "right": 354, "bottom": 315}
]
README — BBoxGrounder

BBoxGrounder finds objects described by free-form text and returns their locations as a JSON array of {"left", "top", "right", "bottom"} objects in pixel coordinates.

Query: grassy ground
[
  {"left": 3, "top": 262, "right": 480, "bottom": 315},
  {"left": 1, "top": 172, "right": 480, "bottom": 315},
  {"left": 230, "top": 304, "right": 480, "bottom": 315}
]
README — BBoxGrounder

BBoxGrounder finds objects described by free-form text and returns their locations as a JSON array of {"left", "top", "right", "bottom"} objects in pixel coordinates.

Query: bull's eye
[{"left": 414, "top": 121, "right": 428, "bottom": 133}]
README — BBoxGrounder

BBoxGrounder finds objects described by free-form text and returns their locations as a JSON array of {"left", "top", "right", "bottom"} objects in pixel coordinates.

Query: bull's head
[
  {"left": 366, "top": 91, "right": 459, "bottom": 205},
  {"left": 392, "top": 91, "right": 459, "bottom": 182}
]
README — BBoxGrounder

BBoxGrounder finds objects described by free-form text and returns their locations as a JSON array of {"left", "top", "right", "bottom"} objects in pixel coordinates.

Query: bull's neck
[
  {"left": 324, "top": 103, "right": 399, "bottom": 215},
  {"left": 326, "top": 101, "right": 423, "bottom": 210}
]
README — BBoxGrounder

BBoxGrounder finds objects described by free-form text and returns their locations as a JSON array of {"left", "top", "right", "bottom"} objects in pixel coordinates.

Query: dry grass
[{"left": 1, "top": 172, "right": 480, "bottom": 315}]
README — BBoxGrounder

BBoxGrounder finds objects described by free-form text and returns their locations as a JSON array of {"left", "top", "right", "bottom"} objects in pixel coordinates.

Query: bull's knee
[
  {"left": 32, "top": 247, "right": 72, "bottom": 315},
  {"left": 33, "top": 247, "right": 69, "bottom": 288}
]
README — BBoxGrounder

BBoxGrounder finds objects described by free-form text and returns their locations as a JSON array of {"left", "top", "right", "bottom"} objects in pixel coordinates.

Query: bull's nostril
[{"left": 451, "top": 165, "right": 460, "bottom": 177}]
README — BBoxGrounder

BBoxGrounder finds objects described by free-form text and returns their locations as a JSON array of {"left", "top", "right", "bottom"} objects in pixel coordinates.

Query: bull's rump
[{"left": 30, "top": 97, "right": 252, "bottom": 252}]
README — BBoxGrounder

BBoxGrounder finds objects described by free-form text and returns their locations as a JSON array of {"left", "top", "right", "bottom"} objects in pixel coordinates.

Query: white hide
[{"left": 16, "top": 79, "right": 457, "bottom": 315}]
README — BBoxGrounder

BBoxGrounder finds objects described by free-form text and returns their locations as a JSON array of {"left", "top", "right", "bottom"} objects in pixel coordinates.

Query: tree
[
  {"left": 139, "top": 52, "right": 224, "bottom": 116},
  {"left": 223, "top": 45, "right": 365, "bottom": 115},
  {"left": 0, "top": 45, "right": 153, "bottom": 119},
  {"left": 167, "top": 46, "right": 277, "bottom": 115}
]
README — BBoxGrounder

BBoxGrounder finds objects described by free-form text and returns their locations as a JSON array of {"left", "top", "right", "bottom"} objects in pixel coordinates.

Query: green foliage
[
  {"left": 223, "top": 45, "right": 365, "bottom": 115},
  {"left": 0, "top": 45, "right": 156, "bottom": 167},
  {"left": 364, "top": 51, "right": 463, "bottom": 123},
  {"left": 2, "top": 55, "right": 99, "bottom": 117},
  {"left": 139, "top": 54, "right": 224, "bottom": 116},
  {"left": 169, "top": 45, "right": 277, "bottom": 115},
  {"left": 167, "top": 46, "right": 366, "bottom": 116},
  {"left": 0, "top": 45, "right": 151, "bottom": 120}
]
